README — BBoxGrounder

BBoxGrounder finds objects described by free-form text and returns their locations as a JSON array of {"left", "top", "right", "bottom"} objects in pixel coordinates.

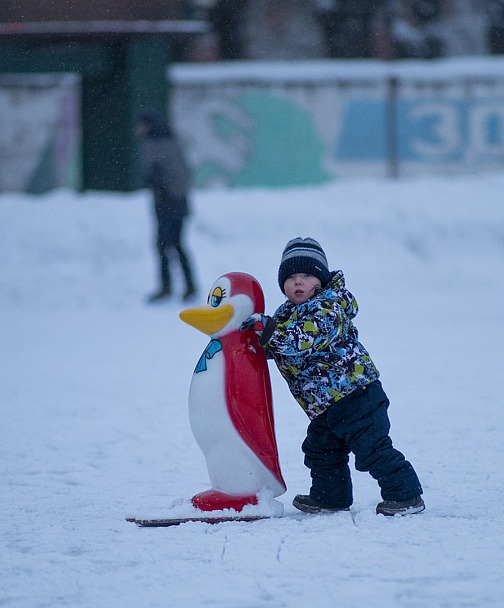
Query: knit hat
[{"left": 278, "top": 237, "right": 331, "bottom": 293}]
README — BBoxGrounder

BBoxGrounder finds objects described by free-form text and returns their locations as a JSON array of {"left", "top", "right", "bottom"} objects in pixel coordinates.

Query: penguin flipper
[{"left": 225, "top": 333, "right": 286, "bottom": 494}]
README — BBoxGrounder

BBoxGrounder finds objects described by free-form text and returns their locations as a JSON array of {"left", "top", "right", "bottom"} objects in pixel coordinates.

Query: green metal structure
[{"left": 0, "top": 9, "right": 206, "bottom": 190}]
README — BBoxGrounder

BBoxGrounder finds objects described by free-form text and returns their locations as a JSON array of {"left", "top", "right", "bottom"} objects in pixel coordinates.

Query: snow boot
[
  {"left": 376, "top": 496, "right": 425, "bottom": 516},
  {"left": 147, "top": 289, "right": 171, "bottom": 303},
  {"left": 183, "top": 287, "right": 197, "bottom": 302},
  {"left": 292, "top": 494, "right": 350, "bottom": 514}
]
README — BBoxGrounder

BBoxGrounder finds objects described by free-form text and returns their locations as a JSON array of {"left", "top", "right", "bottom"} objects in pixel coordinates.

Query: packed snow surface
[{"left": 1, "top": 172, "right": 503, "bottom": 607}]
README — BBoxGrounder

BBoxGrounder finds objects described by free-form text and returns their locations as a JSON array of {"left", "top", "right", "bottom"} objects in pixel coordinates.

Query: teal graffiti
[{"left": 196, "top": 91, "right": 331, "bottom": 188}]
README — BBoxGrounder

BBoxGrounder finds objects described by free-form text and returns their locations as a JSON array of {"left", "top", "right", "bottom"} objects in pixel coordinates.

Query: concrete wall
[
  {"left": 2, "top": 56, "right": 504, "bottom": 193},
  {"left": 0, "top": 73, "right": 81, "bottom": 193},
  {"left": 170, "top": 57, "right": 504, "bottom": 187}
]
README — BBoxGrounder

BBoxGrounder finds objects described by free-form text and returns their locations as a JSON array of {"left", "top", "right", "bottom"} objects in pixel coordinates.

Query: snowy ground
[{"left": 1, "top": 172, "right": 503, "bottom": 608}]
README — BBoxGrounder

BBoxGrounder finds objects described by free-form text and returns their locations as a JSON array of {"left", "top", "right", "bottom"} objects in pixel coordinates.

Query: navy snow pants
[{"left": 302, "top": 380, "right": 422, "bottom": 508}]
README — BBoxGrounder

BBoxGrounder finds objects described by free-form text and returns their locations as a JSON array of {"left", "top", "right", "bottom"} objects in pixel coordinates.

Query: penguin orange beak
[{"left": 179, "top": 304, "right": 234, "bottom": 336}]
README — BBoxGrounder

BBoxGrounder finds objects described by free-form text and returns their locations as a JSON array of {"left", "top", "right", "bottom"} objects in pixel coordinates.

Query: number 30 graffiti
[{"left": 406, "top": 100, "right": 504, "bottom": 161}]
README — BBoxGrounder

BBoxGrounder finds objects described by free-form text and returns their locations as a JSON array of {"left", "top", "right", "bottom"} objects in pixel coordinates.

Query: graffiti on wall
[
  {"left": 337, "top": 96, "right": 504, "bottom": 167},
  {"left": 172, "top": 61, "right": 504, "bottom": 187},
  {"left": 173, "top": 89, "right": 333, "bottom": 189},
  {"left": 0, "top": 74, "right": 81, "bottom": 193}
]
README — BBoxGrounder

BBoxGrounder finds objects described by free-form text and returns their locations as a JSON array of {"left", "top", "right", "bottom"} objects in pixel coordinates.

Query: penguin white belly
[{"left": 189, "top": 351, "right": 279, "bottom": 495}]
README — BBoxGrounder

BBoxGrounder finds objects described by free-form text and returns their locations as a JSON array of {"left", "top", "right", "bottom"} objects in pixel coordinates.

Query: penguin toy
[{"left": 179, "top": 272, "right": 286, "bottom": 513}]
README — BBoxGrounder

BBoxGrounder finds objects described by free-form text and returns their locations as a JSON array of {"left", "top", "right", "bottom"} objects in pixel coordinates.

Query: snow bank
[{"left": 1, "top": 172, "right": 503, "bottom": 608}]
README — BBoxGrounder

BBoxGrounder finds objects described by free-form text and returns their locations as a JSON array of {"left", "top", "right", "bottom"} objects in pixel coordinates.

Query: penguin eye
[{"left": 210, "top": 286, "right": 226, "bottom": 307}]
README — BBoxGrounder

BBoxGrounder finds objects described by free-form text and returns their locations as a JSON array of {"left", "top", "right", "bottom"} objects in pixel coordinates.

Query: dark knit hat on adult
[{"left": 278, "top": 237, "right": 331, "bottom": 293}]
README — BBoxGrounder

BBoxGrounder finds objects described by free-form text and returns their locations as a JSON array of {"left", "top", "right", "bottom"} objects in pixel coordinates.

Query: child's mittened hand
[{"left": 239, "top": 313, "right": 269, "bottom": 335}]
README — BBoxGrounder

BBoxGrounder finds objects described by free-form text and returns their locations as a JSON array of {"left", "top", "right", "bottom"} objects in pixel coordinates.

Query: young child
[{"left": 239, "top": 237, "right": 424, "bottom": 516}]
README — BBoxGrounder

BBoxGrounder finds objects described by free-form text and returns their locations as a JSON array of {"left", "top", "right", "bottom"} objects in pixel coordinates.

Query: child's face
[{"left": 284, "top": 273, "right": 322, "bottom": 304}]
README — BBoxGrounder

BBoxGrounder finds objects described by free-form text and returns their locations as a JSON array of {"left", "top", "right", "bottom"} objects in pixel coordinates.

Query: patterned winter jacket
[{"left": 261, "top": 271, "right": 380, "bottom": 419}]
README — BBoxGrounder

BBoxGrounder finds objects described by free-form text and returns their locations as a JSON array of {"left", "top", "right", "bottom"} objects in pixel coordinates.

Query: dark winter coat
[
  {"left": 137, "top": 110, "right": 191, "bottom": 208},
  {"left": 140, "top": 137, "right": 191, "bottom": 202},
  {"left": 261, "top": 271, "right": 380, "bottom": 419}
]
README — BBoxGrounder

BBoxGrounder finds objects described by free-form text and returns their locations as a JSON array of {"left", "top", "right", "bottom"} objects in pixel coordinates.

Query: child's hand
[{"left": 239, "top": 313, "right": 270, "bottom": 336}]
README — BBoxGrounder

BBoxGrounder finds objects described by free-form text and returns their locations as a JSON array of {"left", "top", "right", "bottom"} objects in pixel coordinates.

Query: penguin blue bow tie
[{"left": 195, "top": 339, "right": 222, "bottom": 373}]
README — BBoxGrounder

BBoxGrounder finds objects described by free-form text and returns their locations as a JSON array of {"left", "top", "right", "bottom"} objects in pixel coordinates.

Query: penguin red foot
[{"left": 191, "top": 489, "right": 258, "bottom": 512}]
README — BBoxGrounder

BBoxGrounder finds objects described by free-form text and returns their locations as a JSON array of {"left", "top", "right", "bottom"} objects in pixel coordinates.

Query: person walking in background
[{"left": 136, "top": 109, "right": 197, "bottom": 303}]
